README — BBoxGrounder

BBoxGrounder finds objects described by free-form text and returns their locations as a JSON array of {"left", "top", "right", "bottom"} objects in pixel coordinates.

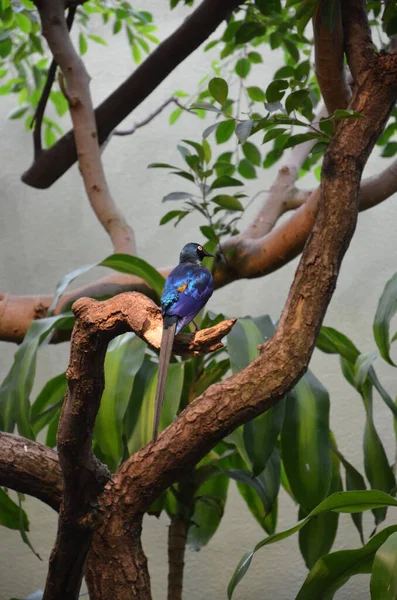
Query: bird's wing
[{"left": 164, "top": 267, "right": 214, "bottom": 331}]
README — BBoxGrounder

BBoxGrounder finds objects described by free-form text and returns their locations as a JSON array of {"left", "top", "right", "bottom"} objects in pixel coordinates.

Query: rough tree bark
[{"left": 2, "top": 2, "right": 397, "bottom": 600}]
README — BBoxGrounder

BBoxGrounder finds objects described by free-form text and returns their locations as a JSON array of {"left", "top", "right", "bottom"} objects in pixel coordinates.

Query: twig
[
  {"left": 31, "top": 6, "right": 76, "bottom": 158},
  {"left": 114, "top": 97, "right": 191, "bottom": 136}
]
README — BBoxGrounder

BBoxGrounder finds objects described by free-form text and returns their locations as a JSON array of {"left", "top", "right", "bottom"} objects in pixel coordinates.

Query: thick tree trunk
[{"left": 85, "top": 505, "right": 151, "bottom": 600}]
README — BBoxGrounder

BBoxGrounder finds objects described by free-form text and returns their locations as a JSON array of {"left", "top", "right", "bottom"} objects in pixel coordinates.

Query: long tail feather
[{"left": 152, "top": 320, "right": 177, "bottom": 442}]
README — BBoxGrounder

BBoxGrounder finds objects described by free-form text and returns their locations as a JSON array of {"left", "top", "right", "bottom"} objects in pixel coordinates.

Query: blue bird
[{"left": 152, "top": 242, "right": 215, "bottom": 441}]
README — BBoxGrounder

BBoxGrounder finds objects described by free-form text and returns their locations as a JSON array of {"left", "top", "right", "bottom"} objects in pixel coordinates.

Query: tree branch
[
  {"left": 22, "top": 0, "right": 243, "bottom": 189},
  {"left": 35, "top": 0, "right": 135, "bottom": 255},
  {"left": 31, "top": 6, "right": 76, "bottom": 158},
  {"left": 40, "top": 291, "right": 233, "bottom": 600},
  {"left": 342, "top": 0, "right": 375, "bottom": 84},
  {"left": 0, "top": 432, "right": 62, "bottom": 511},
  {"left": 242, "top": 104, "right": 327, "bottom": 239},
  {"left": 313, "top": 0, "right": 351, "bottom": 114},
  {"left": 113, "top": 97, "right": 190, "bottom": 137},
  {"left": 111, "top": 51, "right": 397, "bottom": 523}
]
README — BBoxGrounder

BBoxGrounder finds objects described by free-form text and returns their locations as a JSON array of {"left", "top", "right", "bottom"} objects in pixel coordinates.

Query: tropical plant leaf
[
  {"left": 370, "top": 531, "right": 397, "bottom": 599},
  {"left": 228, "top": 491, "right": 397, "bottom": 598}
]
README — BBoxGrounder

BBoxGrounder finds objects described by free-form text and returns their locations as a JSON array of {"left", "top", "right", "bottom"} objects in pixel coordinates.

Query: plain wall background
[{"left": 1, "top": 3, "right": 397, "bottom": 599}]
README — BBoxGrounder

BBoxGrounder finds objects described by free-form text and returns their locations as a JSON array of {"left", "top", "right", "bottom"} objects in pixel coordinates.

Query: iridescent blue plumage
[{"left": 152, "top": 242, "right": 215, "bottom": 441}]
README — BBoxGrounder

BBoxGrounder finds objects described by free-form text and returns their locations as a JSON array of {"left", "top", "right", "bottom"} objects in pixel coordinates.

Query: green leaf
[
  {"left": 243, "top": 396, "right": 285, "bottom": 477},
  {"left": 227, "top": 317, "right": 264, "bottom": 373},
  {"left": 124, "top": 359, "right": 183, "bottom": 453},
  {"left": 15, "top": 12, "right": 32, "bottom": 33},
  {"left": 211, "top": 195, "right": 244, "bottom": 211},
  {"left": 262, "top": 127, "right": 288, "bottom": 144},
  {"left": 0, "top": 314, "right": 73, "bottom": 438},
  {"left": 332, "top": 446, "right": 366, "bottom": 544},
  {"left": 49, "top": 262, "right": 96, "bottom": 314},
  {"left": 188, "top": 472, "right": 229, "bottom": 550},
  {"left": 281, "top": 371, "right": 332, "bottom": 513},
  {"left": 79, "top": 33, "right": 87, "bottom": 55},
  {"left": 266, "top": 79, "right": 289, "bottom": 103},
  {"left": 160, "top": 210, "right": 189, "bottom": 226},
  {"left": 216, "top": 120, "right": 235, "bottom": 143},
  {"left": 370, "top": 531, "right": 397, "bottom": 599},
  {"left": 299, "top": 448, "right": 341, "bottom": 569},
  {"left": 235, "top": 58, "right": 251, "bottom": 78},
  {"left": 316, "top": 325, "right": 360, "bottom": 364},
  {"left": 228, "top": 491, "right": 397, "bottom": 598},
  {"left": 93, "top": 334, "right": 146, "bottom": 471},
  {"left": 162, "top": 191, "right": 193, "bottom": 202},
  {"left": 211, "top": 176, "right": 243, "bottom": 190},
  {"left": 169, "top": 106, "right": 182, "bottom": 124},
  {"left": 373, "top": 272, "right": 397, "bottom": 365},
  {"left": 297, "top": 526, "right": 397, "bottom": 600},
  {"left": 17, "top": 493, "right": 41, "bottom": 560},
  {"left": 242, "top": 142, "right": 261, "bottom": 166},
  {"left": 333, "top": 109, "right": 364, "bottom": 120},
  {"left": 30, "top": 373, "right": 67, "bottom": 436},
  {"left": 208, "top": 77, "right": 228, "bottom": 106},
  {"left": 87, "top": 34, "right": 107, "bottom": 46},
  {"left": 190, "top": 101, "right": 221, "bottom": 113},
  {"left": 100, "top": 254, "right": 165, "bottom": 298},
  {"left": 0, "top": 488, "right": 29, "bottom": 530},
  {"left": 247, "top": 86, "right": 266, "bottom": 103},
  {"left": 235, "top": 120, "right": 253, "bottom": 143},
  {"left": 285, "top": 89, "right": 310, "bottom": 114},
  {"left": 238, "top": 158, "right": 256, "bottom": 179},
  {"left": 235, "top": 22, "right": 266, "bottom": 43},
  {"left": 283, "top": 132, "right": 322, "bottom": 149},
  {"left": 248, "top": 51, "right": 263, "bottom": 63}
]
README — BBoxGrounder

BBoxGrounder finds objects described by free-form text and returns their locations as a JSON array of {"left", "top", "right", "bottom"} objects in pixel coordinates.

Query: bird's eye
[{"left": 197, "top": 245, "right": 203, "bottom": 252}]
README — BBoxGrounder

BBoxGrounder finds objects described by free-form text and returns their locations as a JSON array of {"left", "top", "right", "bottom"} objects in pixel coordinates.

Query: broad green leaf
[
  {"left": 208, "top": 77, "right": 228, "bottom": 106},
  {"left": 243, "top": 399, "right": 285, "bottom": 476},
  {"left": 332, "top": 446, "right": 366, "bottom": 544},
  {"left": 238, "top": 158, "right": 256, "bottom": 179},
  {"left": 100, "top": 254, "right": 165, "bottom": 298},
  {"left": 187, "top": 471, "right": 229, "bottom": 550},
  {"left": 0, "top": 488, "right": 29, "bottom": 530},
  {"left": 79, "top": 33, "right": 87, "bottom": 55},
  {"left": 49, "top": 262, "right": 96, "bottom": 314},
  {"left": 242, "top": 142, "right": 261, "bottom": 165},
  {"left": 299, "top": 448, "right": 341, "bottom": 569},
  {"left": 30, "top": 373, "right": 67, "bottom": 435},
  {"left": 235, "top": 21, "right": 265, "bottom": 43},
  {"left": 297, "top": 526, "right": 397, "bottom": 600},
  {"left": 373, "top": 272, "right": 397, "bottom": 365},
  {"left": 0, "top": 314, "right": 73, "bottom": 439},
  {"left": 124, "top": 359, "right": 183, "bottom": 453},
  {"left": 210, "top": 176, "right": 243, "bottom": 190},
  {"left": 93, "top": 334, "right": 145, "bottom": 471},
  {"left": 216, "top": 120, "right": 235, "bottom": 143},
  {"left": 235, "top": 58, "right": 251, "bottom": 78},
  {"left": 228, "top": 491, "right": 397, "bottom": 598},
  {"left": 266, "top": 79, "right": 289, "bottom": 103},
  {"left": 211, "top": 194, "right": 244, "bottom": 211},
  {"left": 285, "top": 89, "right": 310, "bottom": 114},
  {"left": 227, "top": 317, "right": 263, "bottom": 373},
  {"left": 316, "top": 325, "right": 360, "bottom": 363},
  {"left": 281, "top": 372, "right": 332, "bottom": 512},
  {"left": 370, "top": 531, "right": 397, "bottom": 599},
  {"left": 246, "top": 86, "right": 266, "bottom": 103},
  {"left": 17, "top": 493, "right": 41, "bottom": 560}
]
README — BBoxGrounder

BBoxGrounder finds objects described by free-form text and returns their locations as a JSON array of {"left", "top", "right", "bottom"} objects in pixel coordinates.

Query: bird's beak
[{"left": 202, "top": 248, "right": 216, "bottom": 258}]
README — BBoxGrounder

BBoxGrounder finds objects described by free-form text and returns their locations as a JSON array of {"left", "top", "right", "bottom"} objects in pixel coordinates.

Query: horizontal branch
[
  {"left": 22, "top": 0, "right": 243, "bottom": 189},
  {"left": 0, "top": 432, "right": 62, "bottom": 511},
  {"left": 2, "top": 146, "right": 397, "bottom": 344}
]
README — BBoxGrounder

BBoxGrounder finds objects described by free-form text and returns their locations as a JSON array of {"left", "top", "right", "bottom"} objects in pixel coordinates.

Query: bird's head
[{"left": 179, "top": 242, "right": 215, "bottom": 264}]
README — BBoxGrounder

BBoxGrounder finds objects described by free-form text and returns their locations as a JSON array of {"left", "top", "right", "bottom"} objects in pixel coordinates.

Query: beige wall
[{"left": 1, "top": 3, "right": 397, "bottom": 599}]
